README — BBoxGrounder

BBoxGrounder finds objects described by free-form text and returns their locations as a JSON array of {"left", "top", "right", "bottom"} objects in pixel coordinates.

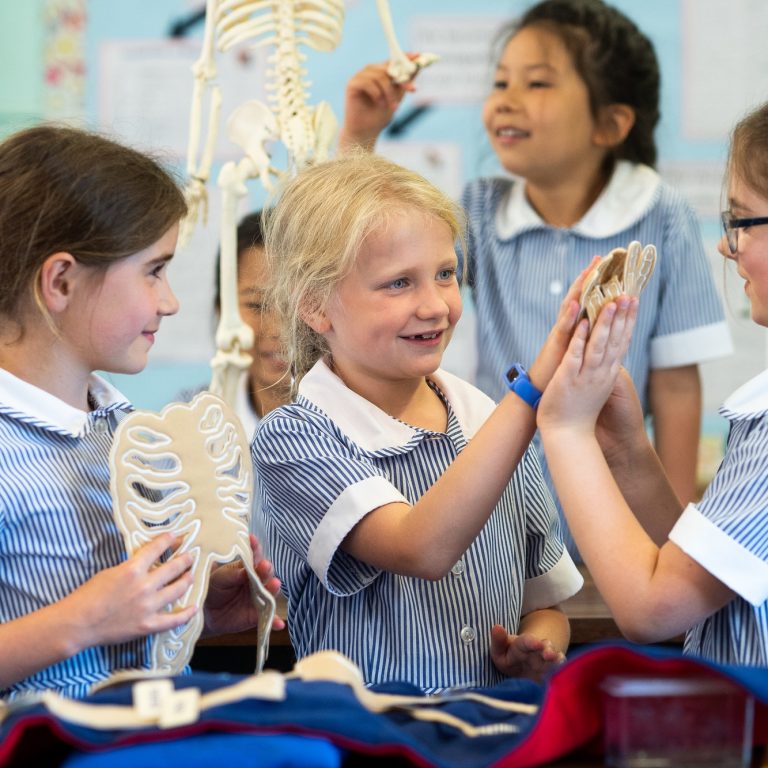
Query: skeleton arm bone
[
  {"left": 375, "top": 0, "right": 439, "bottom": 83},
  {"left": 181, "top": 0, "right": 224, "bottom": 244}
]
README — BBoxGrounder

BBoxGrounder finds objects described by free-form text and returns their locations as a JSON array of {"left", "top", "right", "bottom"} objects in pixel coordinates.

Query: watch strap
[{"left": 505, "top": 363, "right": 542, "bottom": 409}]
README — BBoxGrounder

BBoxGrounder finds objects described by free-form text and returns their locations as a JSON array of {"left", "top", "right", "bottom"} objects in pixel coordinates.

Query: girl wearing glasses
[{"left": 537, "top": 101, "right": 768, "bottom": 665}]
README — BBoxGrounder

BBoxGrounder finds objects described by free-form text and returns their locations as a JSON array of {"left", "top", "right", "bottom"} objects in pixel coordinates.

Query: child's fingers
[
  {"left": 562, "top": 318, "right": 590, "bottom": 374},
  {"left": 489, "top": 624, "right": 510, "bottom": 656},
  {"left": 593, "top": 296, "right": 638, "bottom": 366},
  {"left": 579, "top": 297, "right": 638, "bottom": 380},
  {"left": 347, "top": 64, "right": 401, "bottom": 107},
  {"left": 132, "top": 532, "right": 183, "bottom": 570},
  {"left": 155, "top": 568, "right": 195, "bottom": 609},
  {"left": 152, "top": 604, "right": 197, "bottom": 634}
]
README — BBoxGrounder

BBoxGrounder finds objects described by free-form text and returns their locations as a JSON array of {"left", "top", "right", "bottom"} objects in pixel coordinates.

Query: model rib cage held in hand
[{"left": 108, "top": 393, "right": 276, "bottom": 681}]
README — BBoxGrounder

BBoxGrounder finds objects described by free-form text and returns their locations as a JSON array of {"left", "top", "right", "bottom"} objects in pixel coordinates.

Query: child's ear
[
  {"left": 593, "top": 103, "right": 636, "bottom": 149},
  {"left": 38, "top": 252, "right": 78, "bottom": 312},
  {"left": 300, "top": 302, "right": 332, "bottom": 334}
]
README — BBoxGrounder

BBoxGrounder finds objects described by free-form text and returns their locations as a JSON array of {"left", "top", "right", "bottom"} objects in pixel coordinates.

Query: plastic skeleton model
[
  {"left": 108, "top": 392, "right": 276, "bottom": 679},
  {"left": 375, "top": 0, "right": 438, "bottom": 83},
  {"left": 182, "top": 0, "right": 437, "bottom": 408},
  {"left": 183, "top": 0, "right": 345, "bottom": 406},
  {"left": 579, "top": 240, "right": 657, "bottom": 329}
]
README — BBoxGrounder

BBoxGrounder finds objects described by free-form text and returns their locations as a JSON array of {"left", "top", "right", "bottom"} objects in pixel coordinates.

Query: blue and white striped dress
[
  {"left": 253, "top": 359, "right": 582, "bottom": 693},
  {"left": 462, "top": 161, "right": 733, "bottom": 557},
  {"left": 669, "top": 369, "right": 768, "bottom": 665},
  {"left": 0, "top": 369, "right": 151, "bottom": 701}
]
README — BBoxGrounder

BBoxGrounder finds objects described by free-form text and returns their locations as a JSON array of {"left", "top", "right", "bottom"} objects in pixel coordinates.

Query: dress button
[
  {"left": 460, "top": 625, "right": 476, "bottom": 644},
  {"left": 451, "top": 560, "right": 465, "bottom": 577},
  {"left": 549, "top": 279, "right": 563, "bottom": 295},
  {"left": 93, "top": 418, "right": 108, "bottom": 434}
]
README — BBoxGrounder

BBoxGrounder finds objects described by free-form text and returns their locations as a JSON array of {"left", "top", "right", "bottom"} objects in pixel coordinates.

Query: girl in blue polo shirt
[
  {"left": 253, "top": 152, "right": 636, "bottom": 693},
  {"left": 538, "top": 101, "right": 768, "bottom": 666},
  {"left": 0, "top": 125, "right": 281, "bottom": 701},
  {"left": 339, "top": 0, "right": 732, "bottom": 559}
]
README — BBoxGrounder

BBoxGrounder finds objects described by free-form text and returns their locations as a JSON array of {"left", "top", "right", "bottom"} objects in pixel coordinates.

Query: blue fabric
[
  {"left": 61, "top": 733, "right": 341, "bottom": 768},
  {"left": 2, "top": 642, "right": 767, "bottom": 768}
]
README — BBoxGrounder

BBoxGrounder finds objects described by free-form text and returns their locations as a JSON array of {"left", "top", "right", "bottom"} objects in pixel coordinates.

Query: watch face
[{"left": 506, "top": 364, "right": 523, "bottom": 383}]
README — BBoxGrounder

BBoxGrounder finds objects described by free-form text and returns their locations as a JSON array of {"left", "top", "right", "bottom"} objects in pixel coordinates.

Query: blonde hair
[{"left": 264, "top": 152, "right": 466, "bottom": 398}]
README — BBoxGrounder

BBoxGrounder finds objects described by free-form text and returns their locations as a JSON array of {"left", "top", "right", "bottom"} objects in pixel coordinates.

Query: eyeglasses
[{"left": 721, "top": 211, "right": 768, "bottom": 254}]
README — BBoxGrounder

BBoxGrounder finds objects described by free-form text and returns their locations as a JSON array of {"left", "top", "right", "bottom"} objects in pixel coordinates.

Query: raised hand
[
  {"left": 538, "top": 295, "right": 638, "bottom": 437},
  {"left": 339, "top": 60, "right": 418, "bottom": 151}
]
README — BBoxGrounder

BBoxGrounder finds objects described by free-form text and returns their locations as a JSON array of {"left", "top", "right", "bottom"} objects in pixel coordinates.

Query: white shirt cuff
[
  {"left": 521, "top": 550, "right": 584, "bottom": 614},
  {"left": 669, "top": 503, "right": 768, "bottom": 606},
  {"left": 308, "top": 475, "right": 407, "bottom": 583},
  {"left": 650, "top": 322, "right": 733, "bottom": 368}
]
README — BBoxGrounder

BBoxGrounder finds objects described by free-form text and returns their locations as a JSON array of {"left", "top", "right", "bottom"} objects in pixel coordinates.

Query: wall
[{"left": 1, "top": 0, "right": 766, "bottom": 480}]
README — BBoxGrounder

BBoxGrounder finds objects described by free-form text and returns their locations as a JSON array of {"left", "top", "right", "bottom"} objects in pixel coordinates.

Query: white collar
[
  {"left": 298, "top": 359, "right": 495, "bottom": 453},
  {"left": 720, "top": 369, "right": 768, "bottom": 421},
  {"left": 495, "top": 161, "right": 662, "bottom": 239},
  {"left": 0, "top": 368, "right": 129, "bottom": 437}
]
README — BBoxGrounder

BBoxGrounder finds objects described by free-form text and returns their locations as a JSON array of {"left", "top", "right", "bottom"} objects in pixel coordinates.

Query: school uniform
[
  {"left": 0, "top": 369, "right": 150, "bottom": 701},
  {"left": 462, "top": 161, "right": 733, "bottom": 557},
  {"left": 253, "top": 359, "right": 582, "bottom": 694},
  {"left": 669, "top": 369, "right": 768, "bottom": 665}
]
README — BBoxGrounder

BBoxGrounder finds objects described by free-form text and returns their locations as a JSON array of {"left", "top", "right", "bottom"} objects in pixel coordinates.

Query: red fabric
[{"left": 493, "top": 644, "right": 768, "bottom": 767}]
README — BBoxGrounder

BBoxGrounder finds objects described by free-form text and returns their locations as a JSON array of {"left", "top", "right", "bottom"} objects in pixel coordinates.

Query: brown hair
[
  {"left": 0, "top": 124, "right": 187, "bottom": 329},
  {"left": 729, "top": 102, "right": 768, "bottom": 201},
  {"left": 264, "top": 152, "right": 465, "bottom": 397}
]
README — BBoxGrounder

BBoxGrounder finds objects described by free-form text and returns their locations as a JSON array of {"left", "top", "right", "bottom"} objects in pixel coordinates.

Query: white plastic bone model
[
  {"left": 375, "top": 0, "right": 439, "bottom": 83},
  {"left": 579, "top": 240, "right": 657, "bottom": 329},
  {"left": 107, "top": 392, "right": 276, "bottom": 679},
  {"left": 183, "top": 0, "right": 345, "bottom": 404}
]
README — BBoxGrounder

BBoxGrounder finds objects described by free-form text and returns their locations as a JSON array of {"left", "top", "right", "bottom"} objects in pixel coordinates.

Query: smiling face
[
  {"left": 719, "top": 174, "right": 768, "bottom": 327},
  {"left": 482, "top": 26, "right": 606, "bottom": 190},
  {"left": 314, "top": 208, "right": 462, "bottom": 405},
  {"left": 67, "top": 224, "right": 180, "bottom": 376},
  {"left": 237, "top": 245, "right": 289, "bottom": 411}
]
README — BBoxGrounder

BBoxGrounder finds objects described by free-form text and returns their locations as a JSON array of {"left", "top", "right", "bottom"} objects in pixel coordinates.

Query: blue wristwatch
[{"left": 505, "top": 363, "right": 543, "bottom": 409}]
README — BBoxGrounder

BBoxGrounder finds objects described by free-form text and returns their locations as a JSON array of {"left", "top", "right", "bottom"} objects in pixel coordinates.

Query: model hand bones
[
  {"left": 579, "top": 240, "right": 657, "bottom": 328},
  {"left": 375, "top": 0, "right": 438, "bottom": 83},
  {"left": 108, "top": 392, "right": 276, "bottom": 679}
]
